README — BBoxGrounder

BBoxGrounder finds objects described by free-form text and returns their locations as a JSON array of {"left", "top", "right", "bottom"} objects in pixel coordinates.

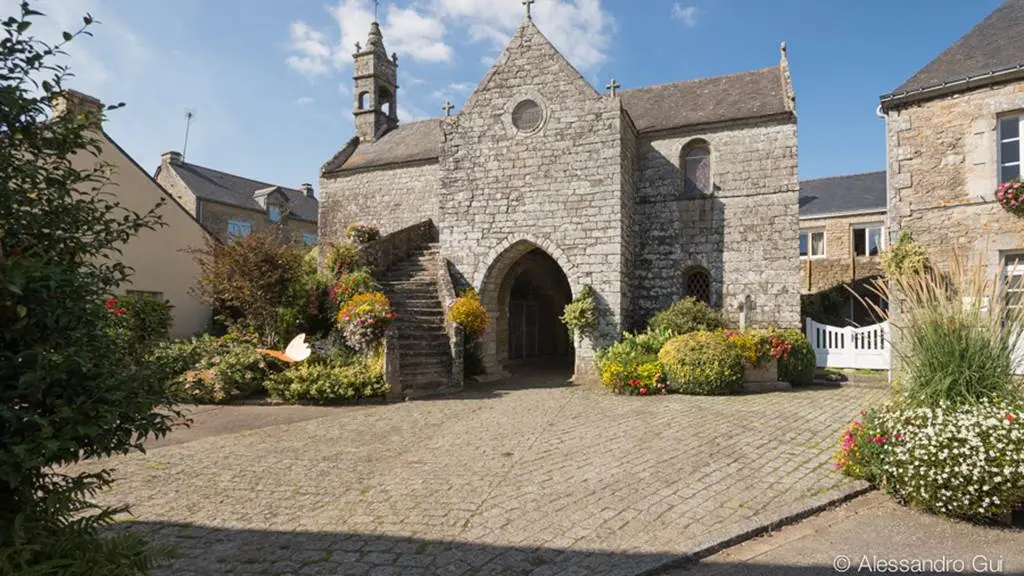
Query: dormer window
[{"left": 268, "top": 205, "right": 282, "bottom": 223}]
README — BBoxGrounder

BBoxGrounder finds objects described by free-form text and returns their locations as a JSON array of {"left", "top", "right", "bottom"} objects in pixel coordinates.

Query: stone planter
[{"left": 742, "top": 358, "right": 790, "bottom": 393}]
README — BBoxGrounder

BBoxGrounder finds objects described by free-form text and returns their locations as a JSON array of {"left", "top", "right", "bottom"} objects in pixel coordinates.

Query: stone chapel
[{"left": 319, "top": 14, "right": 800, "bottom": 395}]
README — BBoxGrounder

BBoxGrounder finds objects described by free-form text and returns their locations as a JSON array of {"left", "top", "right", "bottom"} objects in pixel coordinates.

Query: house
[
  {"left": 155, "top": 152, "right": 319, "bottom": 245},
  {"left": 318, "top": 14, "right": 800, "bottom": 393},
  {"left": 881, "top": 0, "right": 1024, "bottom": 285},
  {"left": 56, "top": 90, "right": 212, "bottom": 337},
  {"left": 799, "top": 171, "right": 888, "bottom": 324}
]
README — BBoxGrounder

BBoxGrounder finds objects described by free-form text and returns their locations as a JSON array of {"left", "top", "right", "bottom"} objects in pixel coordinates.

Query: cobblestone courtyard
[{"left": 90, "top": 380, "right": 885, "bottom": 575}]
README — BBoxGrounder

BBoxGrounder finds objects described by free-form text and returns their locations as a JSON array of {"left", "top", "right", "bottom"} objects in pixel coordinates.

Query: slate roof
[
  {"left": 882, "top": 0, "right": 1024, "bottom": 104},
  {"left": 799, "top": 171, "right": 887, "bottom": 218},
  {"left": 158, "top": 161, "right": 318, "bottom": 222},
  {"left": 323, "top": 119, "right": 442, "bottom": 173},
  {"left": 325, "top": 66, "right": 791, "bottom": 173},
  {"left": 620, "top": 67, "right": 790, "bottom": 134}
]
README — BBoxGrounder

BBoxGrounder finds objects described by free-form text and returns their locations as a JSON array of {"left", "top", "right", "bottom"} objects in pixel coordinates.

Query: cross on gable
[
  {"left": 523, "top": 0, "right": 535, "bottom": 19},
  {"left": 606, "top": 79, "right": 621, "bottom": 97},
  {"left": 442, "top": 101, "right": 455, "bottom": 116}
]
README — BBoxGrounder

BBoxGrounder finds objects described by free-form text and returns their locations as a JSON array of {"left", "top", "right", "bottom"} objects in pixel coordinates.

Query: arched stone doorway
[{"left": 478, "top": 240, "right": 575, "bottom": 380}]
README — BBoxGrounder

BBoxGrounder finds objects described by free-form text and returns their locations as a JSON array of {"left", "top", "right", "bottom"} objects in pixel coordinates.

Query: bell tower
[{"left": 353, "top": 21, "right": 398, "bottom": 142}]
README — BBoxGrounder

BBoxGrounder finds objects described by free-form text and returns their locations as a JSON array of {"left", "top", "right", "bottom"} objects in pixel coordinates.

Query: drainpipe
[{"left": 876, "top": 104, "right": 894, "bottom": 385}]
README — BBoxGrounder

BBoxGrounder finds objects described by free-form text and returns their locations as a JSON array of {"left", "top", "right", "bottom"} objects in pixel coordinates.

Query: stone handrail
[
  {"left": 436, "top": 253, "right": 465, "bottom": 391},
  {"left": 359, "top": 220, "right": 437, "bottom": 277},
  {"left": 383, "top": 325, "right": 402, "bottom": 401}
]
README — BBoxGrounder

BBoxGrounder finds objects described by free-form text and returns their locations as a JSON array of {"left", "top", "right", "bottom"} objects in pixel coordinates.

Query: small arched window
[
  {"left": 683, "top": 266, "right": 712, "bottom": 305},
  {"left": 682, "top": 141, "right": 711, "bottom": 196},
  {"left": 378, "top": 88, "right": 393, "bottom": 116},
  {"left": 357, "top": 91, "right": 369, "bottom": 110}
]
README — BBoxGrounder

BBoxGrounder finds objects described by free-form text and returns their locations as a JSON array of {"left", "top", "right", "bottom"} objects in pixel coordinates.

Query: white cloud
[
  {"left": 285, "top": 0, "right": 615, "bottom": 81},
  {"left": 430, "top": 81, "right": 473, "bottom": 102},
  {"left": 671, "top": 3, "right": 699, "bottom": 27},
  {"left": 295, "top": 96, "right": 315, "bottom": 106}
]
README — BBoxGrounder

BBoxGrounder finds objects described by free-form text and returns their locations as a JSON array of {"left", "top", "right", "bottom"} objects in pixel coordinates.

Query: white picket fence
[{"left": 805, "top": 319, "right": 891, "bottom": 370}]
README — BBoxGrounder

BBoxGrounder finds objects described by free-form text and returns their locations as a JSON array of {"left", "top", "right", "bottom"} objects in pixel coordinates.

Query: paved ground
[
  {"left": 665, "top": 492, "right": 1024, "bottom": 575},
  {"left": 85, "top": 374, "right": 884, "bottom": 576}
]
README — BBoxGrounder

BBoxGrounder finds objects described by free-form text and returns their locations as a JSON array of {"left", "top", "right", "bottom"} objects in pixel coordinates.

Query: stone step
[
  {"left": 394, "top": 326, "right": 448, "bottom": 338},
  {"left": 402, "top": 367, "right": 450, "bottom": 382},
  {"left": 390, "top": 298, "right": 443, "bottom": 308},
  {"left": 394, "top": 312, "right": 445, "bottom": 322},
  {"left": 400, "top": 356, "right": 451, "bottom": 370},
  {"left": 380, "top": 281, "right": 438, "bottom": 290}
]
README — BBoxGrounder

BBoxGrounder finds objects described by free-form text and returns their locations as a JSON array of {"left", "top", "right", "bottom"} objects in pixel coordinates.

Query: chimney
[
  {"left": 300, "top": 183, "right": 315, "bottom": 199},
  {"left": 51, "top": 89, "right": 104, "bottom": 125},
  {"left": 161, "top": 151, "right": 183, "bottom": 166}
]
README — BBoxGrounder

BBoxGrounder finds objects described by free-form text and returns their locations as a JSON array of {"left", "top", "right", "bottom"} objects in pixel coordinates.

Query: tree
[{"left": 0, "top": 2, "right": 175, "bottom": 572}]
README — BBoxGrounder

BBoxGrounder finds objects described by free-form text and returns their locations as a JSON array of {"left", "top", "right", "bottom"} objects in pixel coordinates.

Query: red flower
[
  {"left": 1008, "top": 413, "right": 1017, "bottom": 423},
  {"left": 105, "top": 298, "right": 117, "bottom": 310},
  {"left": 114, "top": 308, "right": 125, "bottom": 317},
  {"left": 639, "top": 387, "right": 648, "bottom": 396}
]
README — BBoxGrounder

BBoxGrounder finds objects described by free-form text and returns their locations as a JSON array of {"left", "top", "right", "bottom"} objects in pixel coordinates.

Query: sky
[{"left": 2, "top": 0, "right": 1007, "bottom": 195}]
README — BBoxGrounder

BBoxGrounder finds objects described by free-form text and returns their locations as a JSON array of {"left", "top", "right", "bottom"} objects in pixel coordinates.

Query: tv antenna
[{"left": 182, "top": 108, "right": 196, "bottom": 162}]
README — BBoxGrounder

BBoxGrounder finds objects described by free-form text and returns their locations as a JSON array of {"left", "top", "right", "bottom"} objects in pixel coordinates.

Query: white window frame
[
  {"left": 852, "top": 223, "right": 885, "bottom": 257},
  {"left": 302, "top": 232, "right": 318, "bottom": 246},
  {"left": 1004, "top": 253, "right": 1024, "bottom": 312},
  {"left": 268, "top": 205, "right": 282, "bottom": 223},
  {"left": 999, "top": 114, "right": 1022, "bottom": 184},
  {"left": 227, "top": 219, "right": 252, "bottom": 240},
  {"left": 800, "top": 229, "right": 826, "bottom": 259}
]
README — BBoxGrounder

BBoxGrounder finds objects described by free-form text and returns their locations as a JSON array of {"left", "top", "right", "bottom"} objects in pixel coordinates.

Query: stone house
[
  {"left": 57, "top": 90, "right": 212, "bottom": 337},
  {"left": 799, "top": 171, "right": 887, "bottom": 324},
  {"left": 155, "top": 152, "right": 319, "bottom": 245},
  {"left": 882, "top": 0, "right": 1024, "bottom": 288},
  {"left": 319, "top": 16, "right": 801, "bottom": 394}
]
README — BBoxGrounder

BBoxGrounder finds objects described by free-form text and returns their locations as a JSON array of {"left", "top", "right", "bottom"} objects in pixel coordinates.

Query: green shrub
[
  {"left": 329, "top": 268, "right": 379, "bottom": 307},
  {"left": 658, "top": 331, "right": 744, "bottom": 395},
  {"left": 841, "top": 402, "right": 1024, "bottom": 522},
  {"left": 773, "top": 328, "right": 816, "bottom": 385},
  {"left": 561, "top": 284, "right": 597, "bottom": 339},
  {"left": 154, "top": 333, "right": 271, "bottom": 404},
  {"left": 801, "top": 285, "right": 851, "bottom": 326},
  {"left": 880, "top": 232, "right": 930, "bottom": 279},
  {"left": 648, "top": 297, "right": 726, "bottom": 335},
  {"left": 596, "top": 328, "right": 675, "bottom": 394},
  {"left": 325, "top": 242, "right": 364, "bottom": 277},
  {"left": 109, "top": 293, "right": 174, "bottom": 351},
  {"left": 265, "top": 353, "right": 387, "bottom": 404},
  {"left": 188, "top": 227, "right": 308, "bottom": 347},
  {"left": 0, "top": 6, "right": 176, "bottom": 571}
]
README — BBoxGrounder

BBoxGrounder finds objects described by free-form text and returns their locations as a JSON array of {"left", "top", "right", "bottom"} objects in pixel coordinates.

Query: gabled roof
[
  {"left": 323, "top": 66, "right": 792, "bottom": 174},
  {"left": 799, "top": 171, "right": 887, "bottom": 219},
  {"left": 882, "top": 0, "right": 1024, "bottom": 107},
  {"left": 158, "top": 161, "right": 318, "bottom": 222},
  {"left": 620, "top": 67, "right": 791, "bottom": 133},
  {"left": 323, "top": 119, "right": 441, "bottom": 174}
]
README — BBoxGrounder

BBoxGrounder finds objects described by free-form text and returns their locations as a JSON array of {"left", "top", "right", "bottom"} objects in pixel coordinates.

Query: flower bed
[
  {"left": 336, "top": 291, "right": 397, "bottom": 352},
  {"left": 996, "top": 178, "right": 1024, "bottom": 216}
]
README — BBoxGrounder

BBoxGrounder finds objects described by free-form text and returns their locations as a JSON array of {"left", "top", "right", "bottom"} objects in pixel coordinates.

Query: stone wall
[
  {"left": 358, "top": 220, "right": 438, "bottom": 277},
  {"left": 199, "top": 200, "right": 317, "bottom": 244},
  {"left": 799, "top": 212, "right": 886, "bottom": 293},
  {"left": 886, "top": 80, "right": 1024, "bottom": 278},
  {"left": 318, "top": 160, "right": 439, "bottom": 244},
  {"left": 438, "top": 21, "right": 628, "bottom": 378},
  {"left": 633, "top": 117, "right": 801, "bottom": 328}
]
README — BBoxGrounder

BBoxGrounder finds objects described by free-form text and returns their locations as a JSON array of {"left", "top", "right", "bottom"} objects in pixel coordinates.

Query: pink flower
[{"left": 1008, "top": 413, "right": 1017, "bottom": 423}]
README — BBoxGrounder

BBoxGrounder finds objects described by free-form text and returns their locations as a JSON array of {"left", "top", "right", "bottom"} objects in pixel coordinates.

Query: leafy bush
[
  {"left": 154, "top": 333, "right": 271, "bottom": 404},
  {"left": 325, "top": 241, "right": 364, "bottom": 277},
  {"left": 833, "top": 409, "right": 888, "bottom": 483},
  {"left": 658, "top": 331, "right": 744, "bottom": 395},
  {"left": 648, "top": 297, "right": 726, "bottom": 335},
  {"left": 188, "top": 227, "right": 308, "bottom": 347},
  {"left": 773, "top": 328, "right": 816, "bottom": 385},
  {"left": 329, "top": 268, "right": 379, "bottom": 307},
  {"left": 880, "top": 232, "right": 930, "bottom": 279},
  {"left": 801, "top": 284, "right": 851, "bottom": 326},
  {"left": 107, "top": 294, "right": 174, "bottom": 352},
  {"left": 0, "top": 6, "right": 176, "bottom": 571},
  {"left": 840, "top": 402, "right": 1024, "bottom": 522},
  {"left": 596, "top": 328, "right": 675, "bottom": 394},
  {"left": 265, "top": 353, "right": 387, "bottom": 404},
  {"left": 867, "top": 254, "right": 1024, "bottom": 408},
  {"left": 344, "top": 223, "right": 381, "bottom": 245},
  {"left": 336, "top": 291, "right": 397, "bottom": 351},
  {"left": 561, "top": 284, "right": 597, "bottom": 339},
  {"left": 448, "top": 288, "right": 489, "bottom": 336}
]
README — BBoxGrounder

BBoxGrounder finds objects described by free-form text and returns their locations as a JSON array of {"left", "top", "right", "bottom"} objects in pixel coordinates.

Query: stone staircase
[{"left": 378, "top": 243, "right": 454, "bottom": 398}]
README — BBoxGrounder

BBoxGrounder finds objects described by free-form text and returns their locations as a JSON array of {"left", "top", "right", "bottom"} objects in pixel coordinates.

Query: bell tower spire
[{"left": 353, "top": 15, "right": 398, "bottom": 142}]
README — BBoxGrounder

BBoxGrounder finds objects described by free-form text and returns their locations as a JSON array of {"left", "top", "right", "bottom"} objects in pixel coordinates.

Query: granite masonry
[
  {"left": 320, "top": 16, "right": 801, "bottom": 386},
  {"left": 881, "top": 0, "right": 1024, "bottom": 281}
]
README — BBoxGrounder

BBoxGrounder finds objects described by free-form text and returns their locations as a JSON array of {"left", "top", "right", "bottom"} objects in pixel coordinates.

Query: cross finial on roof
[
  {"left": 606, "top": 78, "right": 621, "bottom": 97},
  {"left": 523, "top": 0, "right": 535, "bottom": 20},
  {"left": 442, "top": 101, "right": 455, "bottom": 116}
]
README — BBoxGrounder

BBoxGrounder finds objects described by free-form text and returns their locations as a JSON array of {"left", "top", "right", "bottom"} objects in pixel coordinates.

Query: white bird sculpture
[{"left": 257, "top": 333, "right": 311, "bottom": 363}]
